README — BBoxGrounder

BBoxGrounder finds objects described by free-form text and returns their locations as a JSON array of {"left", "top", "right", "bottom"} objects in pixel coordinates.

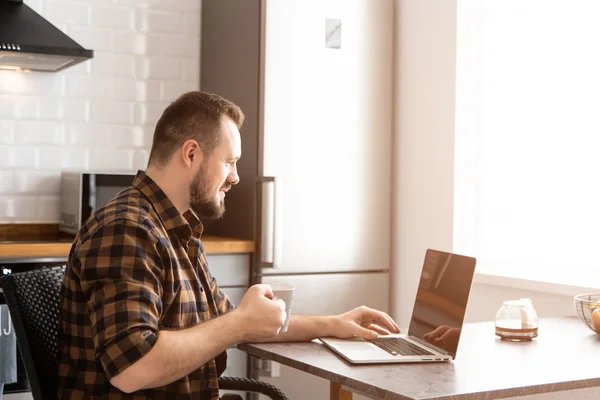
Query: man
[{"left": 57, "top": 91, "right": 399, "bottom": 399}]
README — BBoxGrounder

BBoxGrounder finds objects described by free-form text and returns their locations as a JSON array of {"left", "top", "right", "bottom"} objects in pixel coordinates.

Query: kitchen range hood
[{"left": 0, "top": 0, "right": 93, "bottom": 72}]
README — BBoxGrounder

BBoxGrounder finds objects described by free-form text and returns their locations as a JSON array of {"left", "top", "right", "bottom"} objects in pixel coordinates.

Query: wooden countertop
[{"left": 0, "top": 235, "right": 255, "bottom": 259}]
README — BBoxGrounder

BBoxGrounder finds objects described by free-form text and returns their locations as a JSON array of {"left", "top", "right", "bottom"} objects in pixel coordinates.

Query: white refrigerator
[{"left": 201, "top": 1, "right": 393, "bottom": 398}]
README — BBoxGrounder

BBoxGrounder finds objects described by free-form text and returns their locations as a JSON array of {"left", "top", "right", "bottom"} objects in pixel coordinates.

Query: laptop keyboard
[{"left": 371, "top": 337, "right": 435, "bottom": 356}]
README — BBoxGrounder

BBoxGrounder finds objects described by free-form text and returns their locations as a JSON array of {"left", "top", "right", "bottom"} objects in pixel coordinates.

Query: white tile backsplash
[
  {"left": 64, "top": 99, "right": 91, "bottom": 122},
  {"left": 38, "top": 147, "right": 89, "bottom": 171},
  {"left": 0, "top": 121, "right": 15, "bottom": 144},
  {"left": 66, "top": 26, "right": 112, "bottom": 52},
  {"left": 67, "top": 125, "right": 109, "bottom": 147},
  {"left": 109, "top": 126, "right": 144, "bottom": 148},
  {"left": 24, "top": 74, "right": 66, "bottom": 96},
  {"left": 183, "top": 13, "right": 201, "bottom": 35},
  {"left": 44, "top": 0, "right": 91, "bottom": 26},
  {"left": 162, "top": 0, "right": 201, "bottom": 12},
  {"left": 17, "top": 121, "right": 66, "bottom": 145},
  {"left": 111, "top": 32, "right": 147, "bottom": 55},
  {"left": 0, "top": 198, "right": 10, "bottom": 219},
  {"left": 137, "top": 102, "right": 169, "bottom": 127},
  {"left": 88, "top": 148, "right": 134, "bottom": 171},
  {"left": 67, "top": 75, "right": 111, "bottom": 98},
  {"left": 4, "top": 196, "right": 38, "bottom": 221},
  {"left": 39, "top": 98, "right": 90, "bottom": 121},
  {"left": 133, "top": 149, "right": 150, "bottom": 170},
  {"left": 182, "top": 59, "right": 200, "bottom": 82},
  {"left": 89, "top": 101, "right": 135, "bottom": 125},
  {"left": 112, "top": 78, "right": 140, "bottom": 101},
  {"left": 37, "top": 196, "right": 61, "bottom": 221},
  {"left": 90, "top": 52, "right": 136, "bottom": 77},
  {"left": 162, "top": 81, "right": 193, "bottom": 102},
  {"left": 63, "top": 148, "right": 90, "bottom": 170},
  {"left": 0, "top": 146, "right": 12, "bottom": 168},
  {"left": 136, "top": 10, "right": 184, "bottom": 33},
  {"left": 14, "top": 171, "right": 62, "bottom": 194},
  {"left": 146, "top": 34, "right": 199, "bottom": 58},
  {"left": 0, "top": 171, "right": 13, "bottom": 194},
  {"left": 0, "top": 73, "right": 66, "bottom": 96},
  {"left": 91, "top": 5, "right": 135, "bottom": 30},
  {"left": 140, "top": 80, "right": 163, "bottom": 102},
  {"left": 37, "top": 147, "right": 66, "bottom": 170},
  {"left": 0, "top": 146, "right": 38, "bottom": 169},
  {"left": 0, "top": 0, "right": 200, "bottom": 222},
  {"left": 143, "top": 127, "right": 155, "bottom": 147},
  {"left": 37, "top": 98, "right": 62, "bottom": 120},
  {"left": 0, "top": 96, "right": 39, "bottom": 119},
  {"left": 137, "top": 56, "right": 181, "bottom": 80},
  {"left": 113, "top": 0, "right": 163, "bottom": 8}
]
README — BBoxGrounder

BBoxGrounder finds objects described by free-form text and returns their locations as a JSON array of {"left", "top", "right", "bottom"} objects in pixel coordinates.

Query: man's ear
[{"left": 181, "top": 139, "right": 202, "bottom": 168}]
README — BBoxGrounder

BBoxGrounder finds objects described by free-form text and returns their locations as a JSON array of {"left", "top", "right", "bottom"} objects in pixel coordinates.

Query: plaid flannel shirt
[{"left": 57, "top": 170, "right": 235, "bottom": 400}]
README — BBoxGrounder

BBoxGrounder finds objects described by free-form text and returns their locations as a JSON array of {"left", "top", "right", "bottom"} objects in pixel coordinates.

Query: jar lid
[{"left": 502, "top": 300, "right": 527, "bottom": 307}]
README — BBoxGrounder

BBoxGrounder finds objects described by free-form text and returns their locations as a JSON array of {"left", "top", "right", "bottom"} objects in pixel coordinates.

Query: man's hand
[
  {"left": 234, "top": 284, "right": 287, "bottom": 342},
  {"left": 330, "top": 306, "right": 401, "bottom": 340}
]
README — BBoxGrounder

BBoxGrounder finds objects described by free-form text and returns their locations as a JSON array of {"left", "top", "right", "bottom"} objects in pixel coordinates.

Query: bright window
[{"left": 454, "top": 0, "right": 600, "bottom": 281}]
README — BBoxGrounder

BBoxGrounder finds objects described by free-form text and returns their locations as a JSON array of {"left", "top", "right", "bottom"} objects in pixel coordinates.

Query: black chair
[{"left": 0, "top": 266, "right": 287, "bottom": 400}]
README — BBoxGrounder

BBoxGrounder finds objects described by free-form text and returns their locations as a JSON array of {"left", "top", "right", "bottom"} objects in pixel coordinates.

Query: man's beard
[{"left": 189, "top": 165, "right": 229, "bottom": 219}]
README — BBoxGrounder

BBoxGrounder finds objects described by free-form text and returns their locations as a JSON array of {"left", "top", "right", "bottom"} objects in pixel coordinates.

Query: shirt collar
[{"left": 132, "top": 170, "right": 203, "bottom": 239}]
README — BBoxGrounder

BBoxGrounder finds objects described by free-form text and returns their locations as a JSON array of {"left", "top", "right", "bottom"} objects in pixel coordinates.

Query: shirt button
[{"left": 207, "top": 383, "right": 212, "bottom": 389}]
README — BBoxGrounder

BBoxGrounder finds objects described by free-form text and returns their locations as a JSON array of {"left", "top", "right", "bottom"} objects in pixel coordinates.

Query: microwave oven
[{"left": 59, "top": 172, "right": 136, "bottom": 235}]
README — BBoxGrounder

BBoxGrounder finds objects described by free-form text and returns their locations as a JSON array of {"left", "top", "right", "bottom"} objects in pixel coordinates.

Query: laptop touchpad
[{"left": 337, "top": 341, "right": 379, "bottom": 352}]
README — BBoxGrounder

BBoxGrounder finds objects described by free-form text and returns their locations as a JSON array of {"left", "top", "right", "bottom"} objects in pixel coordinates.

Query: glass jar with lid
[{"left": 495, "top": 298, "right": 539, "bottom": 341}]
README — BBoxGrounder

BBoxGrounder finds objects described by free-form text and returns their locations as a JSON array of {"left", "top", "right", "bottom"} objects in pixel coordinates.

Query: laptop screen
[{"left": 407, "top": 249, "right": 476, "bottom": 357}]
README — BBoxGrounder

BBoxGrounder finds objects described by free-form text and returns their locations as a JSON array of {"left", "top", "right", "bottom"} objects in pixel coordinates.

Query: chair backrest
[{"left": 0, "top": 266, "right": 66, "bottom": 400}]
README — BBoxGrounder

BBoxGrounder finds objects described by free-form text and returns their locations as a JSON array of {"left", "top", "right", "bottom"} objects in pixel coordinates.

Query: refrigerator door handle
[{"left": 257, "top": 176, "right": 278, "bottom": 268}]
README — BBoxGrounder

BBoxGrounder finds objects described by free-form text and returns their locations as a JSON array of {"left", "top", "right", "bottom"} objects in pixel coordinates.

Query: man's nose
[{"left": 229, "top": 166, "right": 240, "bottom": 185}]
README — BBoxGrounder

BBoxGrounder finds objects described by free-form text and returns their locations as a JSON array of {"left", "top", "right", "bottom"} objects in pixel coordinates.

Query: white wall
[
  {"left": 0, "top": 0, "right": 200, "bottom": 223},
  {"left": 391, "top": 0, "right": 458, "bottom": 327}
]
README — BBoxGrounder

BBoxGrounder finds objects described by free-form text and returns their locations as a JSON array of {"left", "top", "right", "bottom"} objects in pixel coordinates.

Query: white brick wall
[{"left": 0, "top": 0, "right": 200, "bottom": 223}]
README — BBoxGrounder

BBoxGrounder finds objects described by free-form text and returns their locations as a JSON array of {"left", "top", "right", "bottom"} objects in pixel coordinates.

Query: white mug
[{"left": 270, "top": 283, "right": 295, "bottom": 333}]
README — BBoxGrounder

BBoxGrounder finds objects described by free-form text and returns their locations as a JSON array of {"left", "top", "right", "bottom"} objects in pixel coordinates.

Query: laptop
[{"left": 320, "top": 249, "right": 476, "bottom": 364}]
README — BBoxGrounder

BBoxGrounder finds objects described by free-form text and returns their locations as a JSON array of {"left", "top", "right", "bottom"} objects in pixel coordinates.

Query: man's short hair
[{"left": 148, "top": 91, "right": 245, "bottom": 166}]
